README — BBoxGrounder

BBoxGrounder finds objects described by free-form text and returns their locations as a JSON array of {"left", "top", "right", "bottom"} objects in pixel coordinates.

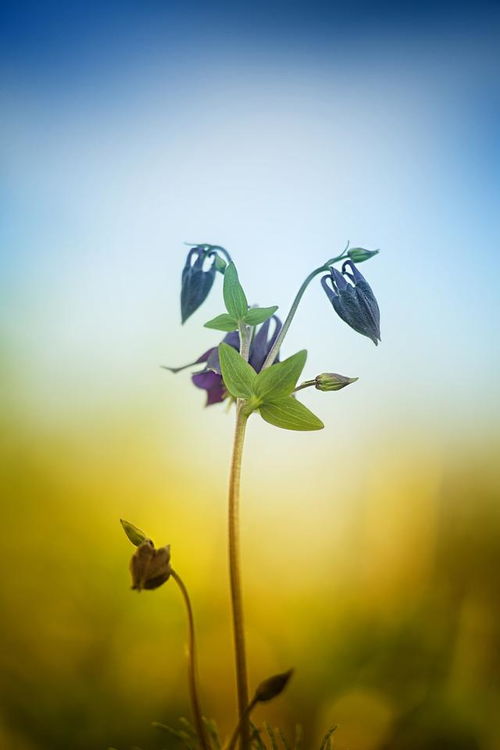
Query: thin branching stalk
[
  {"left": 228, "top": 405, "right": 250, "bottom": 750},
  {"left": 226, "top": 253, "right": 346, "bottom": 748},
  {"left": 261, "top": 252, "right": 347, "bottom": 370},
  {"left": 226, "top": 697, "right": 257, "bottom": 750},
  {"left": 226, "top": 321, "right": 252, "bottom": 748},
  {"left": 293, "top": 379, "right": 316, "bottom": 392},
  {"left": 170, "top": 568, "right": 211, "bottom": 750}
]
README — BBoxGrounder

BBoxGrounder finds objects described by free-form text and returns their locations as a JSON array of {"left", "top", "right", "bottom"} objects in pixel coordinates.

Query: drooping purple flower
[
  {"left": 181, "top": 246, "right": 217, "bottom": 324},
  {"left": 164, "top": 317, "right": 282, "bottom": 406},
  {"left": 321, "top": 260, "right": 381, "bottom": 345}
]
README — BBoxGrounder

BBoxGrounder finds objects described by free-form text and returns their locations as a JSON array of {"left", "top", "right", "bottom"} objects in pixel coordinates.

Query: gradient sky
[
  {"left": 1, "top": 0, "right": 500, "bottom": 449},
  {"left": 3, "top": 9, "right": 500, "bottom": 750}
]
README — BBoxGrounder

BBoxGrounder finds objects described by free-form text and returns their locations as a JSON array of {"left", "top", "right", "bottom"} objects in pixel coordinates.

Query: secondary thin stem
[
  {"left": 261, "top": 252, "right": 347, "bottom": 370},
  {"left": 293, "top": 379, "right": 317, "bottom": 392},
  {"left": 238, "top": 322, "right": 251, "bottom": 362},
  {"left": 228, "top": 405, "right": 250, "bottom": 750},
  {"left": 226, "top": 697, "right": 257, "bottom": 750},
  {"left": 170, "top": 568, "right": 210, "bottom": 750}
]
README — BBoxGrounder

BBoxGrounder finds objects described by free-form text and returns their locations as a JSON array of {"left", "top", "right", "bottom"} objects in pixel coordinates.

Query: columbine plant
[{"left": 120, "top": 242, "right": 381, "bottom": 750}]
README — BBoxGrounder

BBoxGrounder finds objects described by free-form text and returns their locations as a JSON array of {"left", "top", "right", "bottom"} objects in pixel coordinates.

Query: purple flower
[
  {"left": 181, "top": 246, "right": 217, "bottom": 324},
  {"left": 321, "top": 260, "right": 381, "bottom": 345},
  {"left": 190, "top": 330, "right": 238, "bottom": 405},
  {"left": 165, "top": 317, "right": 282, "bottom": 406}
]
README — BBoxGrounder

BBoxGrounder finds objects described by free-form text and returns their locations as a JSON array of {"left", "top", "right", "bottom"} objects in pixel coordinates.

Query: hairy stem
[
  {"left": 170, "top": 568, "right": 210, "bottom": 750},
  {"left": 228, "top": 405, "right": 250, "bottom": 750},
  {"left": 261, "top": 252, "right": 347, "bottom": 370},
  {"left": 238, "top": 322, "right": 252, "bottom": 362}
]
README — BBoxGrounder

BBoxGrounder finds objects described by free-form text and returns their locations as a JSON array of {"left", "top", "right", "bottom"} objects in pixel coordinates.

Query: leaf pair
[
  {"left": 218, "top": 344, "right": 324, "bottom": 431},
  {"left": 205, "top": 263, "right": 278, "bottom": 331}
]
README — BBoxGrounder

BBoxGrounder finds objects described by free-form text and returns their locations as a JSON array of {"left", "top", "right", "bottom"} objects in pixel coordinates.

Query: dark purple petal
[
  {"left": 196, "top": 347, "right": 216, "bottom": 364},
  {"left": 354, "top": 282, "right": 381, "bottom": 344},
  {"left": 181, "top": 247, "right": 217, "bottom": 323},
  {"left": 191, "top": 370, "right": 226, "bottom": 406},
  {"left": 249, "top": 315, "right": 282, "bottom": 372},
  {"left": 342, "top": 259, "right": 365, "bottom": 284},
  {"left": 206, "top": 330, "right": 240, "bottom": 373},
  {"left": 331, "top": 267, "right": 350, "bottom": 291},
  {"left": 162, "top": 347, "right": 216, "bottom": 374},
  {"left": 321, "top": 275, "right": 337, "bottom": 304}
]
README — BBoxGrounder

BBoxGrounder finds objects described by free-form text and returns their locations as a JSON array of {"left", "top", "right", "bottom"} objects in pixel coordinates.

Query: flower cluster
[{"left": 167, "top": 244, "right": 381, "bottom": 416}]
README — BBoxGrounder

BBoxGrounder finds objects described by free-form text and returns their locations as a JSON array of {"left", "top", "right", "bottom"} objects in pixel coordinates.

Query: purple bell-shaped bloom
[
  {"left": 321, "top": 260, "right": 381, "bottom": 345},
  {"left": 190, "top": 331, "right": 240, "bottom": 405},
  {"left": 181, "top": 246, "right": 217, "bottom": 323},
  {"left": 165, "top": 317, "right": 282, "bottom": 406}
]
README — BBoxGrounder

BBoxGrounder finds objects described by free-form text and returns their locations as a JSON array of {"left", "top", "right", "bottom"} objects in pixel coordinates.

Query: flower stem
[
  {"left": 170, "top": 568, "right": 211, "bottom": 750},
  {"left": 238, "top": 322, "right": 251, "bottom": 362},
  {"left": 226, "top": 697, "right": 258, "bottom": 750},
  {"left": 293, "top": 379, "right": 317, "bottom": 392},
  {"left": 228, "top": 405, "right": 250, "bottom": 750},
  {"left": 261, "top": 251, "right": 348, "bottom": 370}
]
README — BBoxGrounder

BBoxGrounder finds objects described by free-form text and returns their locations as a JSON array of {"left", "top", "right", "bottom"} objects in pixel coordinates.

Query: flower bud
[
  {"left": 130, "top": 541, "right": 171, "bottom": 591},
  {"left": 120, "top": 518, "right": 148, "bottom": 546},
  {"left": 181, "top": 246, "right": 217, "bottom": 323},
  {"left": 321, "top": 260, "right": 381, "bottom": 345},
  {"left": 315, "top": 373, "right": 358, "bottom": 391},
  {"left": 347, "top": 247, "right": 379, "bottom": 263},
  {"left": 254, "top": 669, "right": 293, "bottom": 703}
]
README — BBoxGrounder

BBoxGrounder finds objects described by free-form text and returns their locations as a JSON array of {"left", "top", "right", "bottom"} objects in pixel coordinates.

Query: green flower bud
[
  {"left": 120, "top": 519, "right": 149, "bottom": 546},
  {"left": 346, "top": 247, "right": 379, "bottom": 263},
  {"left": 315, "top": 373, "right": 358, "bottom": 391}
]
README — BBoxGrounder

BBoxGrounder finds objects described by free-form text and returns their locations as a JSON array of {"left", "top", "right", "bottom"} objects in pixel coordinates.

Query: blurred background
[{"left": 1, "top": 1, "right": 500, "bottom": 748}]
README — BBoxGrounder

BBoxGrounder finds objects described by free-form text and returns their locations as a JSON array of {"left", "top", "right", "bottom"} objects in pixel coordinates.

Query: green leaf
[
  {"left": 254, "top": 350, "right": 307, "bottom": 400},
  {"left": 244, "top": 305, "right": 278, "bottom": 326},
  {"left": 204, "top": 313, "right": 238, "bottom": 331},
  {"left": 223, "top": 262, "right": 248, "bottom": 320},
  {"left": 259, "top": 396, "right": 324, "bottom": 431},
  {"left": 218, "top": 342, "right": 256, "bottom": 399},
  {"left": 120, "top": 519, "right": 148, "bottom": 546}
]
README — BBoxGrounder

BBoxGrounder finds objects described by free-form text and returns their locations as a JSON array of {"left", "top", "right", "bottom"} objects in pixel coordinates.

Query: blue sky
[{"left": 1, "top": 0, "right": 499, "bottom": 444}]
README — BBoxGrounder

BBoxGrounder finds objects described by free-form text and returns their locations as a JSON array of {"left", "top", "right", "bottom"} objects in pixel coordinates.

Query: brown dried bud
[
  {"left": 254, "top": 669, "right": 294, "bottom": 703},
  {"left": 130, "top": 541, "right": 171, "bottom": 591}
]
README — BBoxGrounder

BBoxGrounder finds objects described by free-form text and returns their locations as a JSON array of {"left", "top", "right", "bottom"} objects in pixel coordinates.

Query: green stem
[
  {"left": 225, "top": 249, "right": 346, "bottom": 749},
  {"left": 293, "top": 379, "right": 317, "bottom": 392},
  {"left": 238, "top": 322, "right": 251, "bottom": 362},
  {"left": 226, "top": 697, "right": 258, "bottom": 750},
  {"left": 228, "top": 405, "right": 250, "bottom": 750},
  {"left": 208, "top": 245, "right": 232, "bottom": 263},
  {"left": 261, "top": 252, "right": 347, "bottom": 370},
  {"left": 170, "top": 568, "right": 211, "bottom": 750}
]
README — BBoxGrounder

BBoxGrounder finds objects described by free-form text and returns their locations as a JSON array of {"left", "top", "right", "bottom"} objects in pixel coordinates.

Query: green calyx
[{"left": 218, "top": 343, "right": 324, "bottom": 431}]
